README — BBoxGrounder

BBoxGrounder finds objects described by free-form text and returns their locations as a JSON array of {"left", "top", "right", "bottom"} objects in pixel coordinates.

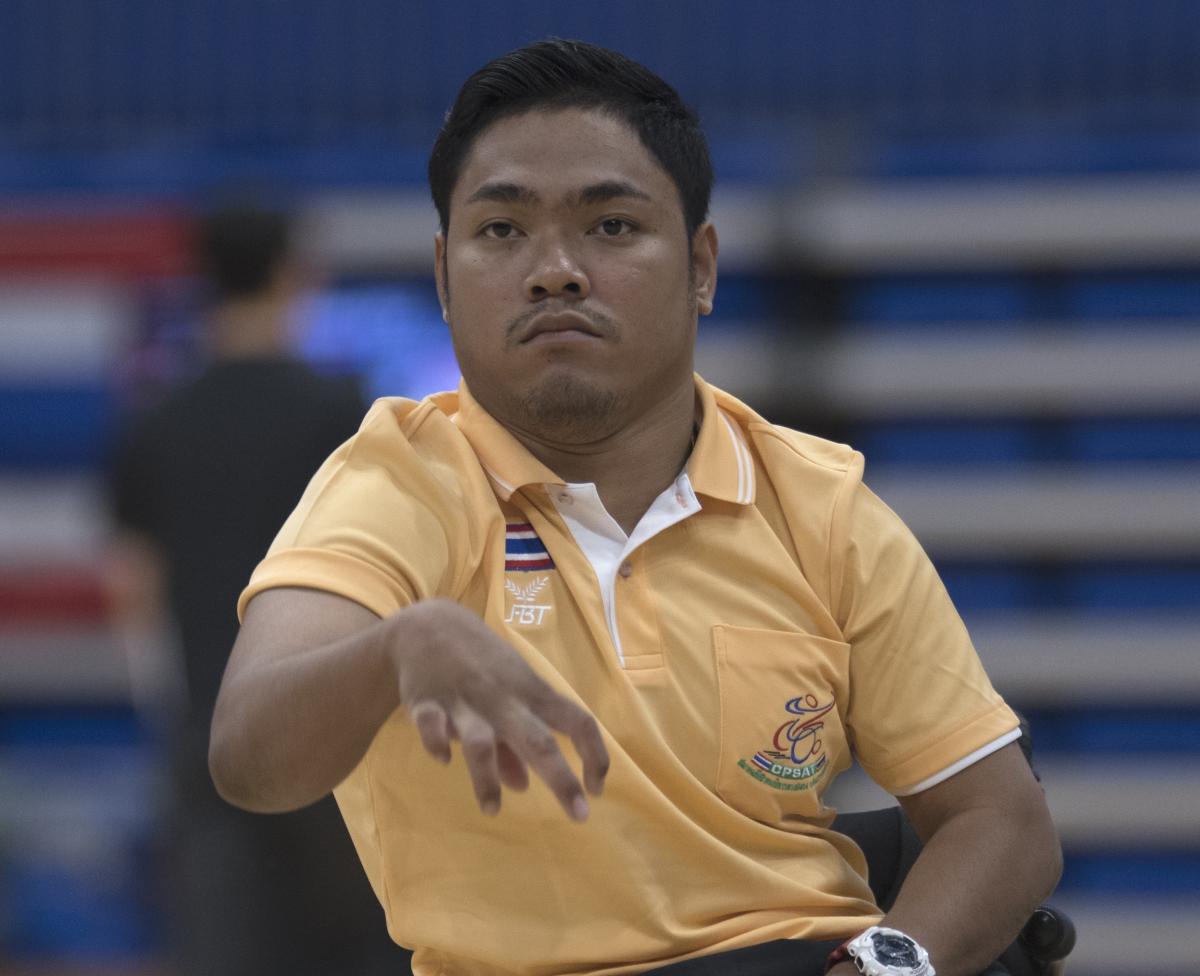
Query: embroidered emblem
[
  {"left": 505, "top": 522, "right": 555, "bottom": 571},
  {"left": 737, "top": 694, "right": 835, "bottom": 792},
  {"left": 504, "top": 575, "right": 552, "bottom": 626}
]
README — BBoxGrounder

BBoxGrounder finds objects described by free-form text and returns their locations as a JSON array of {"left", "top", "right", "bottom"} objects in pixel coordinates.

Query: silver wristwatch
[{"left": 844, "top": 926, "right": 936, "bottom": 976}]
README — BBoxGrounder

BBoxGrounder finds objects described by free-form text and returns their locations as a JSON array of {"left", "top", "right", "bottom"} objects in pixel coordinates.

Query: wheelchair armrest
[{"left": 1020, "top": 904, "right": 1076, "bottom": 963}]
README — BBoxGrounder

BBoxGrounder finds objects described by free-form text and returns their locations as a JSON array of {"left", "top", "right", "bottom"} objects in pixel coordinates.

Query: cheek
[
  {"left": 448, "top": 242, "right": 515, "bottom": 294},
  {"left": 601, "top": 252, "right": 691, "bottom": 319}
]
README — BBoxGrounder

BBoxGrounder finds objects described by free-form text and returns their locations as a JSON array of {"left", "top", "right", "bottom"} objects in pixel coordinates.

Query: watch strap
[{"left": 824, "top": 935, "right": 857, "bottom": 973}]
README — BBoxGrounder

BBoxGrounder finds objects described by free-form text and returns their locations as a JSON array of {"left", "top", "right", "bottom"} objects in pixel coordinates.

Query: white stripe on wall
[
  {"left": 0, "top": 475, "right": 108, "bottom": 566},
  {"left": 971, "top": 614, "right": 1200, "bottom": 702},
  {"left": 0, "top": 279, "right": 135, "bottom": 379},
  {"left": 869, "top": 466, "right": 1200, "bottom": 558}
]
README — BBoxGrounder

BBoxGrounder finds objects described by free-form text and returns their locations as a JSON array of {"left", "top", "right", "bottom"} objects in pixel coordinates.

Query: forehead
[{"left": 451, "top": 107, "right": 679, "bottom": 212}]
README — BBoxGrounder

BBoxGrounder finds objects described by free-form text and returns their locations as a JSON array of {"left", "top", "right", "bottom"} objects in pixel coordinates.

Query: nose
[{"left": 524, "top": 237, "right": 590, "bottom": 301}]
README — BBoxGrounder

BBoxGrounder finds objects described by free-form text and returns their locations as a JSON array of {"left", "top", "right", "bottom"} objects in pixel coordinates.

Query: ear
[
  {"left": 434, "top": 233, "right": 449, "bottom": 322},
  {"left": 690, "top": 223, "right": 718, "bottom": 316}
]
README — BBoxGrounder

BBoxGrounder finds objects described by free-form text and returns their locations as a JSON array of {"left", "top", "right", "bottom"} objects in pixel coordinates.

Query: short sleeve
[
  {"left": 832, "top": 470, "right": 1018, "bottom": 795},
  {"left": 237, "top": 400, "right": 465, "bottom": 621}
]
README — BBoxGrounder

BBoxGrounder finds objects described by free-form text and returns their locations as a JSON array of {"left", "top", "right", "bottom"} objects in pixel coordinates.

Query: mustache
[{"left": 504, "top": 303, "right": 616, "bottom": 346}]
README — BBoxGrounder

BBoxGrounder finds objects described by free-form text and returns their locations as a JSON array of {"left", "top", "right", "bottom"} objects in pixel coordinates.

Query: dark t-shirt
[
  {"left": 111, "top": 357, "right": 367, "bottom": 731},
  {"left": 110, "top": 358, "right": 407, "bottom": 974}
]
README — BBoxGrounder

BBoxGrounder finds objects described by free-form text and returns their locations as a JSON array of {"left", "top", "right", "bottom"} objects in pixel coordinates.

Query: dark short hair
[
  {"left": 195, "top": 204, "right": 294, "bottom": 300},
  {"left": 429, "top": 39, "right": 713, "bottom": 239}
]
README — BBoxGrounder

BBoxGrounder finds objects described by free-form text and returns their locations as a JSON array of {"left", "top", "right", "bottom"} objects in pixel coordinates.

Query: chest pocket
[{"left": 713, "top": 625, "right": 852, "bottom": 825}]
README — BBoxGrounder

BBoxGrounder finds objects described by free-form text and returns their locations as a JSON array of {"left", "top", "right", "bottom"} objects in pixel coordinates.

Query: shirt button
[
  {"left": 675, "top": 492, "right": 686, "bottom": 506},
  {"left": 557, "top": 491, "right": 572, "bottom": 504},
  {"left": 618, "top": 560, "right": 633, "bottom": 579}
]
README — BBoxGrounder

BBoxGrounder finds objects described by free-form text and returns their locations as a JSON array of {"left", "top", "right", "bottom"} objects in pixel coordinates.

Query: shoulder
[
  {"left": 710, "top": 383, "right": 864, "bottom": 488},
  {"left": 253, "top": 390, "right": 489, "bottom": 608},
  {"left": 333, "top": 391, "right": 492, "bottom": 501},
  {"left": 750, "top": 422, "right": 861, "bottom": 477},
  {"left": 352, "top": 391, "right": 460, "bottom": 452}
]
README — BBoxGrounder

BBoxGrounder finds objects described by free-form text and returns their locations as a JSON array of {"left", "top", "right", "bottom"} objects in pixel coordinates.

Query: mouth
[{"left": 518, "top": 311, "right": 605, "bottom": 345}]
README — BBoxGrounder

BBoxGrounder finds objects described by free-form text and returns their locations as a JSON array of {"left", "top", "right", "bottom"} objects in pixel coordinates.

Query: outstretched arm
[
  {"left": 829, "top": 742, "right": 1062, "bottom": 976},
  {"left": 209, "top": 587, "right": 609, "bottom": 819}
]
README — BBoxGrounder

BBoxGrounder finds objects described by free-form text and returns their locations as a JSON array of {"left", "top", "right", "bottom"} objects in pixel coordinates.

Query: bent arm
[
  {"left": 832, "top": 742, "right": 1063, "bottom": 976},
  {"left": 210, "top": 586, "right": 609, "bottom": 818},
  {"left": 209, "top": 587, "right": 402, "bottom": 813}
]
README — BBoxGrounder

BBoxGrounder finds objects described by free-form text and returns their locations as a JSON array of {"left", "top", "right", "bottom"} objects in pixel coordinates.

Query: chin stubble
[{"left": 518, "top": 373, "right": 622, "bottom": 441}]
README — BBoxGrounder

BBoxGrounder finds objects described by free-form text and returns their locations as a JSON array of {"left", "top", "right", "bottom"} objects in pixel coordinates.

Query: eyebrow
[
  {"left": 575, "top": 180, "right": 652, "bottom": 207},
  {"left": 464, "top": 181, "right": 539, "bottom": 207},
  {"left": 463, "top": 179, "right": 652, "bottom": 209}
]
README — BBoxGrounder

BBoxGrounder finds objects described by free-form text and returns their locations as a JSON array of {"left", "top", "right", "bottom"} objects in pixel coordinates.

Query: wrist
[
  {"left": 384, "top": 598, "right": 448, "bottom": 685},
  {"left": 377, "top": 602, "right": 430, "bottom": 699}
]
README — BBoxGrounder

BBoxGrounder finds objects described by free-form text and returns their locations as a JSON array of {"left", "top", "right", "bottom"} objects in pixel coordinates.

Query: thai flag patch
[{"left": 505, "top": 523, "right": 555, "bottom": 572}]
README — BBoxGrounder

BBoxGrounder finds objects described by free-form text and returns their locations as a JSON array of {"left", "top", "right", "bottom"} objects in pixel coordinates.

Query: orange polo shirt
[{"left": 240, "top": 376, "right": 1018, "bottom": 975}]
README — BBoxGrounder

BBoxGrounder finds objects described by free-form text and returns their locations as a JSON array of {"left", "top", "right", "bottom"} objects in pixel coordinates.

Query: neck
[
  {"left": 208, "top": 296, "right": 292, "bottom": 361},
  {"left": 510, "top": 379, "right": 698, "bottom": 535}
]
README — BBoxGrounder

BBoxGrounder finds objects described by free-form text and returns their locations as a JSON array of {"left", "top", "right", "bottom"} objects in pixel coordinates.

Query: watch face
[{"left": 871, "top": 932, "right": 919, "bottom": 967}]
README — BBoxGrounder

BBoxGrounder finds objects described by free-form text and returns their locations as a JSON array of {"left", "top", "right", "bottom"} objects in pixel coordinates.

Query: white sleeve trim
[{"left": 892, "top": 726, "right": 1023, "bottom": 796}]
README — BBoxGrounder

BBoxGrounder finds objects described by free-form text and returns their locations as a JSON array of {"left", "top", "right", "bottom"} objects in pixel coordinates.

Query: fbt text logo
[{"left": 504, "top": 576, "right": 552, "bottom": 626}]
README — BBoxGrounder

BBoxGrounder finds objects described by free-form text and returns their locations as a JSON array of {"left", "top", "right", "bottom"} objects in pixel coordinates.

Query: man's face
[{"left": 436, "top": 107, "right": 717, "bottom": 444}]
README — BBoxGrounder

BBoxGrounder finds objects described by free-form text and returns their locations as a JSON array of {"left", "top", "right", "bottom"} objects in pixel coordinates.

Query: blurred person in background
[{"left": 106, "top": 203, "right": 402, "bottom": 975}]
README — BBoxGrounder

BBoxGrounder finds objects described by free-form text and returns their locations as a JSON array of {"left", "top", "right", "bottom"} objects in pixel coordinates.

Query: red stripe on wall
[
  {"left": 0, "top": 208, "right": 191, "bottom": 276},
  {"left": 0, "top": 569, "right": 108, "bottom": 624}
]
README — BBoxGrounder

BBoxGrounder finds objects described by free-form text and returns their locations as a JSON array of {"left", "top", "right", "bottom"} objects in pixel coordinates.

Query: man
[
  {"left": 209, "top": 41, "right": 1061, "bottom": 976},
  {"left": 110, "top": 204, "right": 401, "bottom": 975}
]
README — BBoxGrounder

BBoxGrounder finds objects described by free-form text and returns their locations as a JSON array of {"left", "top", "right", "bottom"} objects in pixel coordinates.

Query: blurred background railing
[{"left": 1, "top": 3, "right": 1198, "bottom": 974}]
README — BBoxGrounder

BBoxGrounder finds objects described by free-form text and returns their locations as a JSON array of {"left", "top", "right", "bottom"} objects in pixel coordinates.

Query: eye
[
  {"left": 595, "top": 217, "right": 634, "bottom": 237},
  {"left": 481, "top": 221, "right": 520, "bottom": 240}
]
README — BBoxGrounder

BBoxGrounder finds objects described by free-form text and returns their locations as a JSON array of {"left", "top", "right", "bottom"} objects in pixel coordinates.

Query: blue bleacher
[
  {"left": 843, "top": 274, "right": 1034, "bottom": 327},
  {"left": 1066, "top": 562, "right": 1200, "bottom": 612},
  {"left": 0, "top": 386, "right": 117, "bottom": 469},
  {"left": 871, "top": 129, "right": 1200, "bottom": 180},
  {"left": 856, "top": 421, "right": 1040, "bottom": 466},
  {"left": 3, "top": 0, "right": 1200, "bottom": 193},
  {"left": 938, "top": 561, "right": 1200, "bottom": 614},
  {"left": 1064, "top": 272, "right": 1200, "bottom": 320},
  {"left": 1069, "top": 417, "right": 1200, "bottom": 463},
  {"left": 0, "top": 705, "right": 162, "bottom": 959},
  {"left": 1023, "top": 705, "right": 1200, "bottom": 755},
  {"left": 857, "top": 416, "right": 1200, "bottom": 466},
  {"left": 1058, "top": 851, "right": 1200, "bottom": 897}
]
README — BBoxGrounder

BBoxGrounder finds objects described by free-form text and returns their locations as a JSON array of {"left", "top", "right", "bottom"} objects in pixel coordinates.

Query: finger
[
  {"left": 496, "top": 742, "right": 529, "bottom": 792},
  {"left": 532, "top": 694, "right": 609, "bottom": 797},
  {"left": 498, "top": 706, "right": 590, "bottom": 821},
  {"left": 410, "top": 701, "right": 452, "bottom": 764},
  {"left": 449, "top": 702, "right": 502, "bottom": 816}
]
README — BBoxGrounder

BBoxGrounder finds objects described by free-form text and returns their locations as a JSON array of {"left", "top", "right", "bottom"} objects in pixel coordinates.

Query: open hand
[{"left": 391, "top": 598, "right": 609, "bottom": 821}]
